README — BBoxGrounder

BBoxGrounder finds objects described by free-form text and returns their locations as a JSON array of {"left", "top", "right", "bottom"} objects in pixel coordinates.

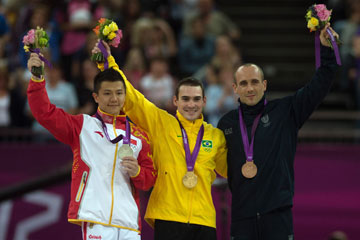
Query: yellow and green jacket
[{"left": 99, "top": 56, "right": 227, "bottom": 229}]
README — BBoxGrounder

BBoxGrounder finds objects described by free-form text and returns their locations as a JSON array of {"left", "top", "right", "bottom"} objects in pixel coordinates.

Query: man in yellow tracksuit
[{"left": 94, "top": 41, "right": 227, "bottom": 240}]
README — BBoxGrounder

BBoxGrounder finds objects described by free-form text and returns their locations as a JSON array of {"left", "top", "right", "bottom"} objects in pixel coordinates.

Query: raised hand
[
  {"left": 91, "top": 40, "right": 111, "bottom": 61},
  {"left": 319, "top": 23, "right": 339, "bottom": 47},
  {"left": 27, "top": 53, "right": 44, "bottom": 79}
]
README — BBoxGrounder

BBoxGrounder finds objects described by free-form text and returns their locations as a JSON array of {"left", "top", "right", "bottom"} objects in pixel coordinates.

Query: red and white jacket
[{"left": 27, "top": 78, "right": 156, "bottom": 233}]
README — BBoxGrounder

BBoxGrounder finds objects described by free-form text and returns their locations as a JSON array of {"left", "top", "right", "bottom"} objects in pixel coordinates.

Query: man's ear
[
  {"left": 232, "top": 82, "right": 237, "bottom": 94},
  {"left": 173, "top": 95, "right": 178, "bottom": 107},
  {"left": 92, "top": 92, "right": 99, "bottom": 103},
  {"left": 263, "top": 79, "right": 267, "bottom": 91}
]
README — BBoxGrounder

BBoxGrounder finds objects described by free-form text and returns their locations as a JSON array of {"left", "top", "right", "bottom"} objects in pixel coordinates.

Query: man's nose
[
  {"left": 188, "top": 100, "right": 196, "bottom": 107},
  {"left": 110, "top": 94, "right": 118, "bottom": 101},
  {"left": 247, "top": 84, "right": 254, "bottom": 92}
]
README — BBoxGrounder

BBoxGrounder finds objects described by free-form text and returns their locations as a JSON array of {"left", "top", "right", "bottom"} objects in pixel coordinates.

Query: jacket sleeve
[
  {"left": 27, "top": 78, "right": 83, "bottom": 145},
  {"left": 292, "top": 45, "right": 338, "bottom": 128},
  {"left": 214, "top": 128, "right": 228, "bottom": 178},
  {"left": 97, "top": 56, "right": 170, "bottom": 138},
  {"left": 130, "top": 129, "right": 157, "bottom": 190}
]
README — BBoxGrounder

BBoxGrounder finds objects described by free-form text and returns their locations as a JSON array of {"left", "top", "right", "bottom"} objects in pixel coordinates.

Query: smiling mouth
[{"left": 185, "top": 109, "right": 197, "bottom": 113}]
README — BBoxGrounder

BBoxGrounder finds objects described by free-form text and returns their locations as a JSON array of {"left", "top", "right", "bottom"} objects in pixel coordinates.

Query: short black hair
[
  {"left": 175, "top": 77, "right": 204, "bottom": 99},
  {"left": 93, "top": 68, "right": 126, "bottom": 93}
]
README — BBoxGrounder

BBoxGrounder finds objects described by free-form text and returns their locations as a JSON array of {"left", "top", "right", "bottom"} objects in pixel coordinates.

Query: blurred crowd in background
[{"left": 0, "top": 0, "right": 359, "bottom": 142}]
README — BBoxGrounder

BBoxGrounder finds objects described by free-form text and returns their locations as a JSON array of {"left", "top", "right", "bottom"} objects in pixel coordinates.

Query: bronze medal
[
  {"left": 182, "top": 171, "right": 198, "bottom": 189},
  {"left": 241, "top": 161, "right": 257, "bottom": 178},
  {"left": 118, "top": 144, "right": 133, "bottom": 159}
]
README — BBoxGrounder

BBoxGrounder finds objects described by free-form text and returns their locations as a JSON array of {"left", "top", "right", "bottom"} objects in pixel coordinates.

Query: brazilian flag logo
[
  {"left": 202, "top": 140, "right": 212, "bottom": 152},
  {"left": 202, "top": 140, "right": 213, "bottom": 148}
]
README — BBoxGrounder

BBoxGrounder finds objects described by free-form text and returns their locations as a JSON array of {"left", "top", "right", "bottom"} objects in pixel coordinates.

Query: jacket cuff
[
  {"left": 96, "top": 56, "right": 117, "bottom": 71},
  {"left": 31, "top": 76, "right": 45, "bottom": 82},
  {"left": 130, "top": 166, "right": 141, "bottom": 178},
  {"left": 320, "top": 45, "right": 337, "bottom": 66}
]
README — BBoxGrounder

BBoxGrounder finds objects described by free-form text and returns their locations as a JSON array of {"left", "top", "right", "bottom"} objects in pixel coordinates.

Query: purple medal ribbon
[
  {"left": 315, "top": 29, "right": 341, "bottom": 69},
  {"left": 95, "top": 112, "right": 130, "bottom": 144},
  {"left": 29, "top": 48, "right": 52, "bottom": 68},
  {"left": 238, "top": 100, "right": 267, "bottom": 162},
  {"left": 98, "top": 41, "right": 109, "bottom": 70},
  {"left": 176, "top": 117, "right": 204, "bottom": 172}
]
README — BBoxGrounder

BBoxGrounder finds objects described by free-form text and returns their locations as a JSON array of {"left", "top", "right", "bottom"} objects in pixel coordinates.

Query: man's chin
[{"left": 185, "top": 113, "right": 200, "bottom": 121}]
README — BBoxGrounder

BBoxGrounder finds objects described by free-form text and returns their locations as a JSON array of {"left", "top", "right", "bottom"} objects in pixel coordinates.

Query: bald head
[
  {"left": 232, "top": 63, "right": 267, "bottom": 106},
  {"left": 234, "top": 63, "right": 264, "bottom": 84}
]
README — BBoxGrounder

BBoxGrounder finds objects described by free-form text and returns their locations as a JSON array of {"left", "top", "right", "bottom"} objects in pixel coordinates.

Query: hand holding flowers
[
  {"left": 91, "top": 18, "right": 122, "bottom": 69},
  {"left": 23, "top": 26, "right": 50, "bottom": 77},
  {"left": 305, "top": 4, "right": 341, "bottom": 68}
]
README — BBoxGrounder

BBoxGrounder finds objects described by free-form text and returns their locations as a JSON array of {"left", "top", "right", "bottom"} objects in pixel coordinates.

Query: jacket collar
[
  {"left": 239, "top": 95, "right": 266, "bottom": 116},
  {"left": 96, "top": 108, "right": 126, "bottom": 124},
  {"left": 176, "top": 110, "right": 204, "bottom": 129}
]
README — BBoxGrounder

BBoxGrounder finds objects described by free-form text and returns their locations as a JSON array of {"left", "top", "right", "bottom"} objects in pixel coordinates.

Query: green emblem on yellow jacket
[{"left": 202, "top": 140, "right": 212, "bottom": 152}]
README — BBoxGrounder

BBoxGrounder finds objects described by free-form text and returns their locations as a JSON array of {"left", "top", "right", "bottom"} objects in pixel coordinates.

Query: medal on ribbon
[
  {"left": 238, "top": 101, "right": 266, "bottom": 178},
  {"left": 177, "top": 117, "right": 204, "bottom": 189},
  {"left": 95, "top": 113, "right": 133, "bottom": 159},
  {"left": 118, "top": 119, "right": 133, "bottom": 159}
]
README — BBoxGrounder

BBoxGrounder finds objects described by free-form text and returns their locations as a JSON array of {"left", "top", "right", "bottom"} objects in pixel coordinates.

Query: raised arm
[
  {"left": 27, "top": 53, "right": 83, "bottom": 145},
  {"left": 292, "top": 24, "right": 340, "bottom": 128},
  {"left": 92, "top": 40, "right": 171, "bottom": 137}
]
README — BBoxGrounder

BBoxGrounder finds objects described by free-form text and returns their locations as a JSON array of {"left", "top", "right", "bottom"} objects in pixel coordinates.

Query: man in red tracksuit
[{"left": 27, "top": 53, "right": 156, "bottom": 240}]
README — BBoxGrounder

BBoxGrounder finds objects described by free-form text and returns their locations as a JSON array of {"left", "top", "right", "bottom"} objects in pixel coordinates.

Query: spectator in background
[
  {"left": 117, "top": 0, "right": 143, "bottom": 61},
  {"left": 140, "top": 57, "right": 175, "bottom": 113},
  {"left": 18, "top": 4, "right": 61, "bottom": 69},
  {"left": 123, "top": 48, "right": 147, "bottom": 90},
  {"left": 76, "top": 59, "right": 98, "bottom": 115},
  {"left": 211, "top": 35, "right": 242, "bottom": 71},
  {"left": 27, "top": 64, "right": 78, "bottom": 141},
  {"left": 204, "top": 65, "right": 237, "bottom": 126},
  {"left": 77, "top": 32, "right": 99, "bottom": 67},
  {"left": 348, "top": 29, "right": 360, "bottom": 111},
  {"left": 60, "top": 0, "right": 94, "bottom": 82},
  {"left": 193, "top": 35, "right": 241, "bottom": 86},
  {"left": 0, "top": 11, "right": 10, "bottom": 61},
  {"left": 168, "top": 0, "right": 199, "bottom": 37},
  {"left": 131, "top": 17, "right": 177, "bottom": 61},
  {"left": 0, "top": 66, "right": 31, "bottom": 128},
  {"left": 183, "top": 0, "right": 240, "bottom": 40},
  {"left": 333, "top": 0, "right": 360, "bottom": 91},
  {"left": 178, "top": 15, "right": 215, "bottom": 76}
]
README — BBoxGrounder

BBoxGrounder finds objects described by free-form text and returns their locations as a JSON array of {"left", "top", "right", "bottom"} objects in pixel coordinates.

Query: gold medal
[
  {"left": 241, "top": 161, "right": 257, "bottom": 178},
  {"left": 118, "top": 144, "right": 133, "bottom": 159},
  {"left": 182, "top": 171, "right": 198, "bottom": 189}
]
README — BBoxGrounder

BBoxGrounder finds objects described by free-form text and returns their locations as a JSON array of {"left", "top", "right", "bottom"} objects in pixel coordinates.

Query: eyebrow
[
  {"left": 180, "top": 95, "right": 202, "bottom": 99},
  {"left": 103, "top": 89, "right": 124, "bottom": 92},
  {"left": 239, "top": 78, "right": 261, "bottom": 83}
]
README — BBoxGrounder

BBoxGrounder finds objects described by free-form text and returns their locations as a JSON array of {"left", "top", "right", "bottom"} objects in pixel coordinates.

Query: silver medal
[{"left": 118, "top": 144, "right": 133, "bottom": 159}]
